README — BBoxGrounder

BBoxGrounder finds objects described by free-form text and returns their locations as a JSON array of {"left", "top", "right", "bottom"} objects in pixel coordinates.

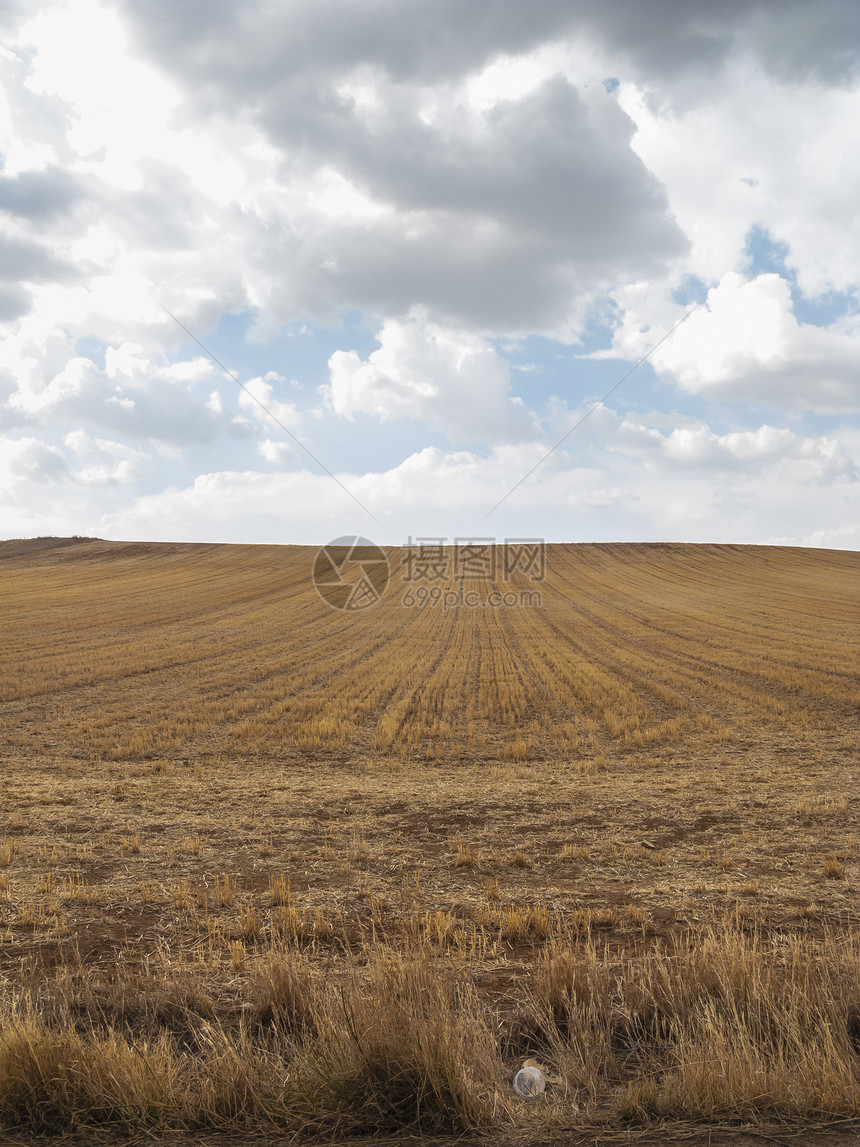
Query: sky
[{"left": 1, "top": 0, "right": 859, "bottom": 549}]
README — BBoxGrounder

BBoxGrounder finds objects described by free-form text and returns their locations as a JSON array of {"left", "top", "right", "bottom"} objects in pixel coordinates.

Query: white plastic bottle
[{"left": 513, "top": 1061, "right": 546, "bottom": 1098}]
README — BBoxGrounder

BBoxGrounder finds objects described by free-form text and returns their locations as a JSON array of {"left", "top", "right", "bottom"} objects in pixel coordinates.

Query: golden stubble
[{"left": 0, "top": 538, "right": 857, "bottom": 1135}]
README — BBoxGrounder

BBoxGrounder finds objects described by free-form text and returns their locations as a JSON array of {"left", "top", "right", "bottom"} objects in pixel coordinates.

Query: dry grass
[
  {"left": 0, "top": 537, "right": 857, "bottom": 1139},
  {"left": 0, "top": 948, "right": 505, "bottom": 1137},
  {"left": 522, "top": 923, "right": 860, "bottom": 1123},
  {"left": 0, "top": 926, "right": 857, "bottom": 1137}
]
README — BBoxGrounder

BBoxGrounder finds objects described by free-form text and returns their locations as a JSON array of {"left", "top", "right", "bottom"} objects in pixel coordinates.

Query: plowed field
[{"left": 0, "top": 537, "right": 857, "bottom": 1139}]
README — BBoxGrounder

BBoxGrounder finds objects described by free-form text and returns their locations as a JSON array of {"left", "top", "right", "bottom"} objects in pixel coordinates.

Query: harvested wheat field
[{"left": 0, "top": 536, "right": 858, "bottom": 1145}]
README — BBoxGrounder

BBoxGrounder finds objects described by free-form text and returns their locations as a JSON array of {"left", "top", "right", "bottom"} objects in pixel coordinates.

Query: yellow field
[{"left": 0, "top": 537, "right": 857, "bottom": 1141}]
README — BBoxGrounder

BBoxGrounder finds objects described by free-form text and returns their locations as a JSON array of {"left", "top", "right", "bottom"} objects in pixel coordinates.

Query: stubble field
[{"left": 0, "top": 536, "right": 857, "bottom": 1143}]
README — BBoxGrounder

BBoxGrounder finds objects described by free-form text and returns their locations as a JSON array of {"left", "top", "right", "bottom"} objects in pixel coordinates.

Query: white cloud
[
  {"left": 567, "top": 482, "right": 631, "bottom": 510},
  {"left": 159, "top": 358, "right": 213, "bottom": 384},
  {"left": 64, "top": 427, "right": 145, "bottom": 484},
  {"left": 79, "top": 418, "right": 858, "bottom": 548},
  {"left": 258, "top": 438, "right": 295, "bottom": 464},
  {"left": 237, "top": 373, "right": 301, "bottom": 428},
  {"left": 20, "top": 0, "right": 178, "bottom": 187},
  {"left": 612, "top": 415, "right": 857, "bottom": 485},
  {"left": 795, "top": 523, "right": 860, "bottom": 550},
  {"left": 2, "top": 331, "right": 246, "bottom": 446},
  {"left": 606, "top": 273, "right": 860, "bottom": 411},
  {"left": 326, "top": 314, "right": 538, "bottom": 443},
  {"left": 620, "top": 60, "right": 860, "bottom": 297},
  {"left": 1, "top": 435, "right": 67, "bottom": 487}
]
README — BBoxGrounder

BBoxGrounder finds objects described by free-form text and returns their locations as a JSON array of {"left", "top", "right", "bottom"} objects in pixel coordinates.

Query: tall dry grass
[
  {"left": 0, "top": 924, "right": 858, "bottom": 1136},
  {"left": 516, "top": 922, "right": 860, "bottom": 1124},
  {"left": 0, "top": 949, "right": 503, "bottom": 1137}
]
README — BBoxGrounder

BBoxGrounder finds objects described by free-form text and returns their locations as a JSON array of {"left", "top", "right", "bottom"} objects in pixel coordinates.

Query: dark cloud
[
  {"left": 0, "top": 234, "right": 76, "bottom": 320},
  {"left": 113, "top": 0, "right": 859, "bottom": 334},
  {"left": 0, "top": 283, "right": 31, "bottom": 321},
  {"left": 265, "top": 77, "right": 675, "bottom": 250},
  {"left": 0, "top": 235, "right": 76, "bottom": 284},
  {"left": 566, "top": 1, "right": 860, "bottom": 88},
  {"left": 119, "top": 0, "right": 578, "bottom": 89},
  {"left": 121, "top": 0, "right": 860, "bottom": 93},
  {"left": 742, "top": 3, "right": 860, "bottom": 86},
  {"left": 0, "top": 0, "right": 27, "bottom": 20},
  {"left": 0, "top": 167, "right": 83, "bottom": 222},
  {"left": 257, "top": 208, "right": 678, "bottom": 333},
  {"left": 241, "top": 74, "right": 686, "bottom": 329}
]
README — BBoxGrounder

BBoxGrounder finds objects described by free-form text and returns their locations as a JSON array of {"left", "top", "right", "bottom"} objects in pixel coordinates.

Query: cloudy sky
[{"left": 1, "top": 0, "right": 859, "bottom": 548}]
